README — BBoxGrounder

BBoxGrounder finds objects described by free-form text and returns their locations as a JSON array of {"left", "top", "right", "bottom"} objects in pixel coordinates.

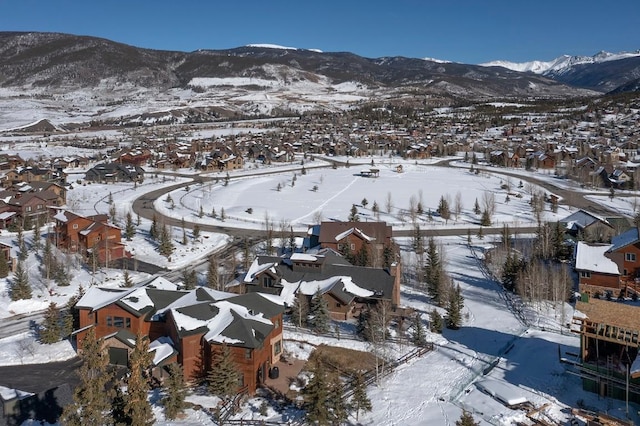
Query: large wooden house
[
  {"left": 74, "top": 282, "right": 284, "bottom": 394},
  {"left": 53, "top": 210, "right": 128, "bottom": 263},
  {"left": 233, "top": 250, "right": 401, "bottom": 320},
  {"left": 314, "top": 221, "right": 394, "bottom": 268},
  {"left": 572, "top": 296, "right": 640, "bottom": 403}
]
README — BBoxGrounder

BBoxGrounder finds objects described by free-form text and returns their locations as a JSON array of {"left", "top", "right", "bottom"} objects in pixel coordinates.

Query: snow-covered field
[{"left": 0, "top": 154, "right": 637, "bottom": 425}]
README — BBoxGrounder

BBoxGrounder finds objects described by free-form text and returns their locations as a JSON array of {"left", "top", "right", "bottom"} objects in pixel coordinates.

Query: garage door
[{"left": 109, "top": 347, "right": 129, "bottom": 367}]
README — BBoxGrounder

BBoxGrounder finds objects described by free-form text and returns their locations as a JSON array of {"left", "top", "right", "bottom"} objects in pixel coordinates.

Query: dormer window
[{"left": 626, "top": 253, "right": 636, "bottom": 262}]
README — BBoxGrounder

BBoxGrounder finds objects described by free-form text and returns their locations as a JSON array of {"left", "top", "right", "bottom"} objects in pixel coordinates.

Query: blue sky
[{"left": 1, "top": 0, "right": 638, "bottom": 64}]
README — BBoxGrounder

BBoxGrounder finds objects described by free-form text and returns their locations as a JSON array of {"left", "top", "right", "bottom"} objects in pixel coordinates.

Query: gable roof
[
  {"left": 575, "top": 242, "right": 619, "bottom": 275},
  {"left": 318, "top": 221, "right": 391, "bottom": 245},
  {"left": 608, "top": 227, "right": 640, "bottom": 253},
  {"left": 559, "top": 209, "right": 611, "bottom": 232}
]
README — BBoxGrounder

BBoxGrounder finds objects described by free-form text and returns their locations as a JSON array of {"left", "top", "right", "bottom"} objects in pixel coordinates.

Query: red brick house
[{"left": 74, "top": 283, "right": 284, "bottom": 394}]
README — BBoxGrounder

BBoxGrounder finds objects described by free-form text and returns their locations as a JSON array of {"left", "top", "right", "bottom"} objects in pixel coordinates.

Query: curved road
[{"left": 132, "top": 158, "right": 624, "bottom": 239}]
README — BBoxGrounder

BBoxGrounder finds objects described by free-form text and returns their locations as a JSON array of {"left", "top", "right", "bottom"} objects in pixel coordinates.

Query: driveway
[{"left": 0, "top": 357, "right": 82, "bottom": 394}]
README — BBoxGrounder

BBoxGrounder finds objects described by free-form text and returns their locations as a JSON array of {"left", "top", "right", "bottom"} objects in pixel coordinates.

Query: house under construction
[{"left": 571, "top": 296, "right": 640, "bottom": 403}]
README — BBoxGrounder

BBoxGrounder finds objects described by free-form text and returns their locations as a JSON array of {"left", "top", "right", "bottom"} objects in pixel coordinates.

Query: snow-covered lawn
[{"left": 0, "top": 156, "right": 638, "bottom": 424}]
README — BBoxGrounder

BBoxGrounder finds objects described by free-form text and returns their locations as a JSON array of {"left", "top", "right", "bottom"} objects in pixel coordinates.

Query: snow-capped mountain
[
  {"left": 480, "top": 51, "right": 640, "bottom": 92},
  {"left": 481, "top": 50, "right": 640, "bottom": 74},
  {"left": 0, "top": 32, "right": 632, "bottom": 130}
]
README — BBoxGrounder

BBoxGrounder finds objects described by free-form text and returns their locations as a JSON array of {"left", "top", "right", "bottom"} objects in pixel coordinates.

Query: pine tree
[
  {"left": 424, "top": 237, "right": 442, "bottom": 303},
  {"left": 149, "top": 214, "right": 158, "bottom": 240},
  {"left": 361, "top": 198, "right": 368, "bottom": 208},
  {"left": 60, "top": 328, "right": 114, "bottom": 425},
  {"left": 207, "top": 344, "right": 241, "bottom": 400},
  {"left": 0, "top": 250, "right": 9, "bottom": 279},
  {"left": 198, "top": 205, "right": 204, "bottom": 218},
  {"left": 303, "top": 362, "right": 331, "bottom": 425},
  {"left": 62, "top": 291, "right": 82, "bottom": 338},
  {"left": 327, "top": 373, "right": 348, "bottom": 424},
  {"left": 125, "top": 211, "right": 136, "bottom": 241},
  {"left": 17, "top": 226, "right": 27, "bottom": 261},
  {"left": 207, "top": 255, "right": 219, "bottom": 289},
  {"left": 32, "top": 223, "right": 42, "bottom": 252},
  {"left": 122, "top": 269, "right": 134, "bottom": 288},
  {"left": 162, "top": 363, "right": 187, "bottom": 420},
  {"left": 11, "top": 260, "right": 31, "bottom": 301},
  {"left": 309, "top": 288, "right": 330, "bottom": 333},
  {"left": 158, "top": 224, "right": 174, "bottom": 258},
  {"left": 480, "top": 209, "right": 492, "bottom": 226},
  {"left": 182, "top": 269, "right": 197, "bottom": 290},
  {"left": 412, "top": 313, "right": 427, "bottom": 347},
  {"left": 501, "top": 254, "right": 521, "bottom": 292},
  {"left": 40, "top": 302, "right": 62, "bottom": 344},
  {"left": 477, "top": 226, "right": 484, "bottom": 239},
  {"left": 349, "top": 204, "right": 359, "bottom": 221},
  {"left": 350, "top": 371, "right": 372, "bottom": 421},
  {"left": 220, "top": 207, "right": 226, "bottom": 221},
  {"left": 125, "top": 334, "right": 154, "bottom": 426},
  {"left": 372, "top": 201, "right": 379, "bottom": 214},
  {"left": 429, "top": 309, "right": 444, "bottom": 333},
  {"left": 446, "top": 283, "right": 464, "bottom": 330},
  {"left": 41, "top": 235, "right": 53, "bottom": 281},
  {"left": 437, "top": 195, "right": 450, "bottom": 223},
  {"left": 473, "top": 198, "right": 481, "bottom": 215},
  {"left": 456, "top": 410, "right": 480, "bottom": 426},
  {"left": 193, "top": 223, "right": 201, "bottom": 241}
]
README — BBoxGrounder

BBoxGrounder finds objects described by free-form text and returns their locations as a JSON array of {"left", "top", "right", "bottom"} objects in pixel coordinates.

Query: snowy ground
[{"left": 0, "top": 155, "right": 638, "bottom": 425}]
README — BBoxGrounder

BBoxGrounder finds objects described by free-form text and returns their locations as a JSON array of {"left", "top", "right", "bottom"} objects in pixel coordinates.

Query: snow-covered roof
[
  {"left": 149, "top": 336, "right": 177, "bottom": 366},
  {"left": 575, "top": 242, "right": 619, "bottom": 274},
  {"left": 334, "top": 227, "right": 375, "bottom": 242},
  {"left": 76, "top": 287, "right": 131, "bottom": 311},
  {"left": 476, "top": 379, "right": 528, "bottom": 406},
  {"left": 244, "top": 258, "right": 277, "bottom": 282},
  {"left": 290, "top": 253, "right": 318, "bottom": 262}
]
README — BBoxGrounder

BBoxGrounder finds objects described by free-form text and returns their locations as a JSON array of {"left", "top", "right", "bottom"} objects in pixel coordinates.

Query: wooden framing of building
[{"left": 572, "top": 297, "right": 640, "bottom": 402}]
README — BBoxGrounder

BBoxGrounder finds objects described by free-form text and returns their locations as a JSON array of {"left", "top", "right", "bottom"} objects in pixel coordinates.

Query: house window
[
  {"left": 336, "top": 302, "right": 342, "bottom": 308},
  {"left": 263, "top": 276, "right": 274, "bottom": 287},
  {"left": 350, "top": 243, "right": 355, "bottom": 250},
  {"left": 245, "top": 349, "right": 252, "bottom": 359},
  {"left": 274, "top": 340, "right": 282, "bottom": 355},
  {"left": 25, "top": 206, "right": 32, "bottom": 212},
  {"left": 73, "top": 224, "right": 78, "bottom": 229},
  {"left": 626, "top": 253, "right": 636, "bottom": 262},
  {"left": 112, "top": 316, "right": 131, "bottom": 328},
  {"left": 580, "top": 271, "right": 591, "bottom": 279},
  {"left": 106, "top": 316, "right": 113, "bottom": 326},
  {"left": 237, "top": 374, "right": 245, "bottom": 388},
  {"left": 274, "top": 319, "right": 280, "bottom": 329}
]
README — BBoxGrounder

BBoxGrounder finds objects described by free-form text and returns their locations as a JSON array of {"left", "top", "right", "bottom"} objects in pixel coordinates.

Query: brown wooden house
[
  {"left": 74, "top": 285, "right": 284, "bottom": 394},
  {"left": 575, "top": 227, "right": 640, "bottom": 297},
  {"left": 54, "top": 210, "right": 128, "bottom": 263},
  {"left": 236, "top": 250, "right": 400, "bottom": 320}
]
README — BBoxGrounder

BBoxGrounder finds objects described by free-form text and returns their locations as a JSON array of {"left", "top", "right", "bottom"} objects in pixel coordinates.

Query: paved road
[{"left": 0, "top": 357, "right": 82, "bottom": 393}]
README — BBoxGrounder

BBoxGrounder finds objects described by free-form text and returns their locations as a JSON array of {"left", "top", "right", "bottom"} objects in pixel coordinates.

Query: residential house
[
  {"left": 74, "top": 283, "right": 284, "bottom": 394},
  {"left": 559, "top": 209, "right": 617, "bottom": 242},
  {"left": 571, "top": 297, "right": 640, "bottom": 403},
  {"left": 2, "top": 166, "right": 66, "bottom": 188},
  {"left": 54, "top": 210, "right": 128, "bottom": 263},
  {"left": 235, "top": 250, "right": 400, "bottom": 320},
  {"left": 574, "top": 227, "right": 640, "bottom": 297},
  {"left": 84, "top": 162, "right": 144, "bottom": 183},
  {"left": 317, "top": 221, "right": 394, "bottom": 268}
]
